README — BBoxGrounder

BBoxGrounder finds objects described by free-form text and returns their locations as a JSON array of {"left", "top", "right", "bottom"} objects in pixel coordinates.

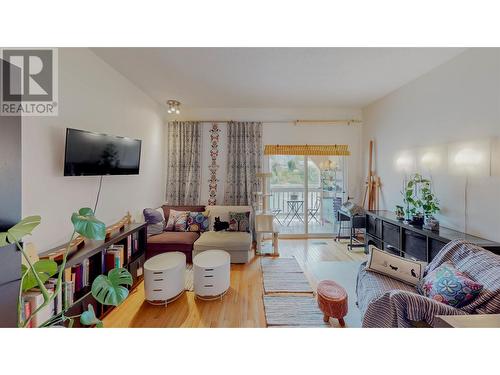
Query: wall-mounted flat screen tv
[{"left": 64, "top": 128, "right": 142, "bottom": 176}]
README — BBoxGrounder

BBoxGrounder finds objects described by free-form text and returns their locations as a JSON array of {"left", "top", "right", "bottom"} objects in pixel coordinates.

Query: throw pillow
[
  {"left": 143, "top": 208, "right": 165, "bottom": 236},
  {"left": 165, "top": 209, "right": 189, "bottom": 231},
  {"left": 417, "top": 262, "right": 483, "bottom": 308},
  {"left": 228, "top": 211, "right": 251, "bottom": 232},
  {"left": 366, "top": 245, "right": 425, "bottom": 286},
  {"left": 187, "top": 211, "right": 210, "bottom": 232}
]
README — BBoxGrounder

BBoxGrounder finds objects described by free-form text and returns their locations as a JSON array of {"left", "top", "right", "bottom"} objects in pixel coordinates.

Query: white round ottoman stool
[
  {"left": 193, "top": 250, "right": 230, "bottom": 300},
  {"left": 144, "top": 252, "right": 186, "bottom": 305}
]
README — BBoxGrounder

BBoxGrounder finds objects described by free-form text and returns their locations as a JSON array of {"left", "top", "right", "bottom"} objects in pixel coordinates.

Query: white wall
[
  {"left": 171, "top": 107, "right": 363, "bottom": 205},
  {"left": 22, "top": 48, "right": 166, "bottom": 252},
  {"left": 362, "top": 48, "right": 500, "bottom": 241}
]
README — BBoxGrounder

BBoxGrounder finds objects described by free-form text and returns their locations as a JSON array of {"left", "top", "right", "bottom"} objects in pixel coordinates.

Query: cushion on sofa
[
  {"left": 146, "top": 231, "right": 200, "bottom": 262},
  {"left": 424, "top": 240, "right": 500, "bottom": 314},
  {"left": 366, "top": 245, "right": 425, "bottom": 286},
  {"left": 187, "top": 211, "right": 210, "bottom": 232},
  {"left": 162, "top": 205, "right": 205, "bottom": 223},
  {"left": 228, "top": 211, "right": 251, "bottom": 232},
  {"left": 143, "top": 208, "right": 165, "bottom": 236},
  {"left": 165, "top": 209, "right": 189, "bottom": 231},
  {"left": 418, "top": 262, "right": 483, "bottom": 308},
  {"left": 148, "top": 231, "right": 200, "bottom": 245},
  {"left": 193, "top": 231, "right": 252, "bottom": 252}
]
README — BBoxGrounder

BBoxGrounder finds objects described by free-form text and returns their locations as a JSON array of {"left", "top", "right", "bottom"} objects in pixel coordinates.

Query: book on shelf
[
  {"left": 63, "top": 280, "right": 75, "bottom": 309},
  {"left": 129, "top": 232, "right": 139, "bottom": 255},
  {"left": 69, "top": 260, "right": 91, "bottom": 294},
  {"left": 21, "top": 299, "right": 32, "bottom": 328},
  {"left": 22, "top": 288, "right": 56, "bottom": 327},
  {"left": 127, "top": 235, "right": 132, "bottom": 256},
  {"left": 106, "top": 244, "right": 125, "bottom": 271},
  {"left": 45, "top": 278, "right": 63, "bottom": 315}
]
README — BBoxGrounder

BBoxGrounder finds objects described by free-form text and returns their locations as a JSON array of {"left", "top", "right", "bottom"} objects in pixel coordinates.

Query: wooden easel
[{"left": 362, "top": 140, "right": 381, "bottom": 210}]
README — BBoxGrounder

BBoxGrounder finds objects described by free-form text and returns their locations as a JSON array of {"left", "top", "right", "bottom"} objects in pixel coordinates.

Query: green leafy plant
[
  {"left": 421, "top": 180, "right": 440, "bottom": 217},
  {"left": 80, "top": 305, "right": 103, "bottom": 328},
  {"left": 401, "top": 173, "right": 440, "bottom": 219},
  {"left": 92, "top": 268, "right": 133, "bottom": 306},
  {"left": 0, "top": 208, "right": 133, "bottom": 328},
  {"left": 395, "top": 205, "right": 405, "bottom": 219}
]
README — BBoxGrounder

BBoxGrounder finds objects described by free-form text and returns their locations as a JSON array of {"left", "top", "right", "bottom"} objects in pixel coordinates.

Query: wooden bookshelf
[{"left": 39, "top": 223, "right": 147, "bottom": 327}]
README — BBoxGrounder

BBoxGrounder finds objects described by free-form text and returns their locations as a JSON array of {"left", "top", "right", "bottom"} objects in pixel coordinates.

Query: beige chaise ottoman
[{"left": 193, "top": 231, "right": 253, "bottom": 264}]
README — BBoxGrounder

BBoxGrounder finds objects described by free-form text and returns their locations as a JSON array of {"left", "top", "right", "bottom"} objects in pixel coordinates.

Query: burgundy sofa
[{"left": 146, "top": 205, "right": 205, "bottom": 263}]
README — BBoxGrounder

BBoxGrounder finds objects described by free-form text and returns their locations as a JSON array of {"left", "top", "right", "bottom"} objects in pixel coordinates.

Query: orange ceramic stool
[{"left": 317, "top": 280, "right": 348, "bottom": 327}]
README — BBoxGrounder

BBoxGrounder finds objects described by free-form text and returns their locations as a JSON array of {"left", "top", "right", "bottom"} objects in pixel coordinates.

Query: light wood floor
[{"left": 102, "top": 239, "right": 366, "bottom": 328}]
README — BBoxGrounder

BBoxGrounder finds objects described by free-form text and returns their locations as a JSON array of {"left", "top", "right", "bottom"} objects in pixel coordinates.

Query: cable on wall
[{"left": 94, "top": 175, "right": 104, "bottom": 214}]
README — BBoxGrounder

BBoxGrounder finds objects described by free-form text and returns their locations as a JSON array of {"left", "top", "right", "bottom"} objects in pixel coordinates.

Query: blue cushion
[
  {"left": 417, "top": 262, "right": 483, "bottom": 308},
  {"left": 143, "top": 208, "right": 165, "bottom": 236}
]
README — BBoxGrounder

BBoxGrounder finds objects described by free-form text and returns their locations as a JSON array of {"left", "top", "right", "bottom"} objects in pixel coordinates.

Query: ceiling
[{"left": 92, "top": 48, "right": 465, "bottom": 108}]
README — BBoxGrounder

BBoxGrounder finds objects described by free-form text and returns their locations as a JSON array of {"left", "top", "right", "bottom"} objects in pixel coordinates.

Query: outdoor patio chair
[{"left": 308, "top": 197, "right": 321, "bottom": 224}]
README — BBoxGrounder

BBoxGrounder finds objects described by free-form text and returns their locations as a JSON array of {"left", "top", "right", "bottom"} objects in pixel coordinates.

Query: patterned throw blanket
[{"left": 356, "top": 240, "right": 500, "bottom": 328}]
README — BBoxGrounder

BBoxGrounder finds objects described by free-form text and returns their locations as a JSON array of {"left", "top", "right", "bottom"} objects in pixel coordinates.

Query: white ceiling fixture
[
  {"left": 92, "top": 48, "right": 466, "bottom": 108},
  {"left": 167, "top": 99, "right": 181, "bottom": 114}
]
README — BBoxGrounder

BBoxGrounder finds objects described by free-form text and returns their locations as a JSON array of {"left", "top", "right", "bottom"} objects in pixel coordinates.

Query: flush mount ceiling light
[{"left": 166, "top": 100, "right": 181, "bottom": 114}]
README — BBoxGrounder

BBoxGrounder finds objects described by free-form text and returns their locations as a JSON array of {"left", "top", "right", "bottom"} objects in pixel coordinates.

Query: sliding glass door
[
  {"left": 269, "top": 154, "right": 347, "bottom": 237},
  {"left": 269, "top": 155, "right": 306, "bottom": 235}
]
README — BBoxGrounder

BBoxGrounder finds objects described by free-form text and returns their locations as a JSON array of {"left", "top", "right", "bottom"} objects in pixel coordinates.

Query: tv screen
[{"left": 64, "top": 128, "right": 142, "bottom": 176}]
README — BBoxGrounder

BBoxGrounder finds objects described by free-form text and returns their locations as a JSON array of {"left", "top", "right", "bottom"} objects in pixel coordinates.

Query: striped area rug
[
  {"left": 263, "top": 295, "right": 328, "bottom": 327},
  {"left": 261, "top": 257, "right": 303, "bottom": 273},
  {"left": 261, "top": 257, "right": 313, "bottom": 293}
]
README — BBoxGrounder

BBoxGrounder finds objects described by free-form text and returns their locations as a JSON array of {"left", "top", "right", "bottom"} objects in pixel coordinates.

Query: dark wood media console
[
  {"left": 39, "top": 222, "right": 147, "bottom": 327},
  {"left": 365, "top": 210, "right": 500, "bottom": 262}
]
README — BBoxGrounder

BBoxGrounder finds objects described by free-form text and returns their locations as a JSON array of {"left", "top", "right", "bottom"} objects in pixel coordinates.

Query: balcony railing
[{"left": 269, "top": 186, "right": 322, "bottom": 215}]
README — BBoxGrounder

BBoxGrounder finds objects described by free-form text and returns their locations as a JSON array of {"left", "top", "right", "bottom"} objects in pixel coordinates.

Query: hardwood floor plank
[{"left": 103, "top": 239, "right": 365, "bottom": 328}]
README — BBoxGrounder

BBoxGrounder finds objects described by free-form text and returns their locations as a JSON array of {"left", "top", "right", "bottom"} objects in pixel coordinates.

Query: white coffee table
[
  {"left": 144, "top": 252, "right": 186, "bottom": 305},
  {"left": 193, "top": 249, "right": 230, "bottom": 300}
]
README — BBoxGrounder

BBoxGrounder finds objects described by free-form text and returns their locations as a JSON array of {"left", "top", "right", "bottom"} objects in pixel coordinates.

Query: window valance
[{"left": 264, "top": 144, "right": 350, "bottom": 156}]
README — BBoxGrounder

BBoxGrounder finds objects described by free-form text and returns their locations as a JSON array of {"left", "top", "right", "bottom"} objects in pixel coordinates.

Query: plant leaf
[
  {"left": 71, "top": 208, "right": 105, "bottom": 240},
  {"left": 80, "top": 304, "right": 103, "bottom": 328},
  {"left": 91, "top": 268, "right": 133, "bottom": 306},
  {"left": 21, "top": 259, "right": 58, "bottom": 291},
  {"left": 6, "top": 216, "right": 41, "bottom": 243}
]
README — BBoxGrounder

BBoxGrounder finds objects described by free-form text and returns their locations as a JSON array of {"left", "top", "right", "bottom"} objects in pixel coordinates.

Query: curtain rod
[{"left": 173, "top": 119, "right": 362, "bottom": 125}]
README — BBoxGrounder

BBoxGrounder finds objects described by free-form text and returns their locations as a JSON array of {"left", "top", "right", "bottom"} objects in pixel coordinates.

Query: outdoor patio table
[{"left": 284, "top": 200, "right": 304, "bottom": 226}]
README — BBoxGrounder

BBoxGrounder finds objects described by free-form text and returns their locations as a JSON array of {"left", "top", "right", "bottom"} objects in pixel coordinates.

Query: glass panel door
[
  {"left": 268, "top": 154, "right": 348, "bottom": 237},
  {"left": 307, "top": 156, "right": 346, "bottom": 235},
  {"left": 269, "top": 155, "right": 306, "bottom": 235}
]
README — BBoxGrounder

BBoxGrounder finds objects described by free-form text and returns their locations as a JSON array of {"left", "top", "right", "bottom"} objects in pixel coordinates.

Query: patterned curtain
[
  {"left": 166, "top": 121, "right": 202, "bottom": 205},
  {"left": 224, "top": 121, "right": 263, "bottom": 205}
]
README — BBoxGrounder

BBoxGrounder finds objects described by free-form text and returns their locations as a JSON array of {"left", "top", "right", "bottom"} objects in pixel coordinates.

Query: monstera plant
[{"left": 0, "top": 208, "right": 132, "bottom": 328}]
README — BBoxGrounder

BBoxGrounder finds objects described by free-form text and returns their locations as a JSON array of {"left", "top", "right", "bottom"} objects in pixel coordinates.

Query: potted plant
[
  {"left": 401, "top": 173, "right": 439, "bottom": 228},
  {"left": 421, "top": 180, "right": 440, "bottom": 231},
  {"left": 402, "top": 174, "right": 421, "bottom": 224},
  {"left": 0, "top": 207, "right": 133, "bottom": 328},
  {"left": 395, "top": 205, "right": 405, "bottom": 220}
]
